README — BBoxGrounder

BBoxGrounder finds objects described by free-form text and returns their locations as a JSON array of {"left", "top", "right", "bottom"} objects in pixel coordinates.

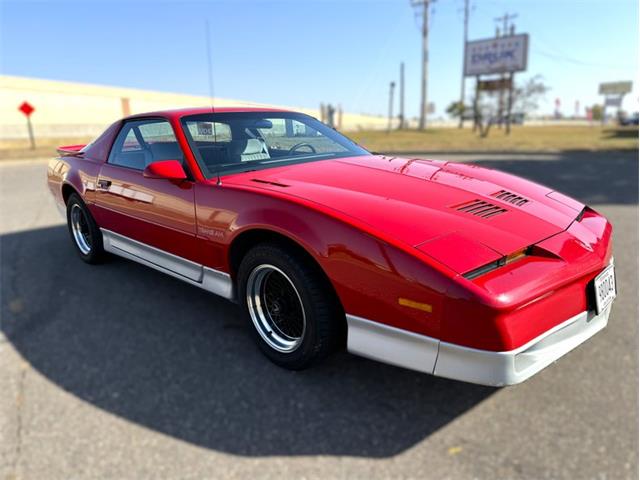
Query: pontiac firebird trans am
[{"left": 47, "top": 107, "right": 617, "bottom": 386}]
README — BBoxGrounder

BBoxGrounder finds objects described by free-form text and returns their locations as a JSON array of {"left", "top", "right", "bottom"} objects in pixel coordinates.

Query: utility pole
[
  {"left": 412, "top": 0, "right": 434, "bottom": 130},
  {"left": 458, "top": 0, "right": 469, "bottom": 128},
  {"left": 505, "top": 24, "right": 516, "bottom": 134},
  {"left": 494, "top": 13, "right": 517, "bottom": 129},
  {"left": 387, "top": 81, "right": 396, "bottom": 133},
  {"left": 399, "top": 62, "right": 405, "bottom": 129},
  {"left": 494, "top": 12, "right": 517, "bottom": 37}
]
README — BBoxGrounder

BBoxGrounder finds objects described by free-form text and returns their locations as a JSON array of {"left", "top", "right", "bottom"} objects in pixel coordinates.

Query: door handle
[{"left": 97, "top": 179, "right": 112, "bottom": 190}]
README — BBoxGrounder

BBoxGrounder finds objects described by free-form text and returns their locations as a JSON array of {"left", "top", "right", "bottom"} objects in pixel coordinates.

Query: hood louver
[
  {"left": 492, "top": 190, "right": 530, "bottom": 206},
  {"left": 454, "top": 199, "right": 508, "bottom": 219}
]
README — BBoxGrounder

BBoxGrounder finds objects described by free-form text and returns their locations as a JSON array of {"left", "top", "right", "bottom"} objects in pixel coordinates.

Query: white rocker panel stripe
[{"left": 101, "top": 228, "right": 234, "bottom": 301}]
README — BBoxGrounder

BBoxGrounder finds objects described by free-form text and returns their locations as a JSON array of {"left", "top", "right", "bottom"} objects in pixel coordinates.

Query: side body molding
[{"left": 101, "top": 229, "right": 235, "bottom": 300}]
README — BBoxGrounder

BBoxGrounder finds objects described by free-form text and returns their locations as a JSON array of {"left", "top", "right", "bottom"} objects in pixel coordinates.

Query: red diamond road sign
[{"left": 19, "top": 101, "right": 35, "bottom": 117}]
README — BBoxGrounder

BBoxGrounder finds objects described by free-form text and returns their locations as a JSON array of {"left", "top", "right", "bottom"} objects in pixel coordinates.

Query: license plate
[{"left": 594, "top": 264, "right": 616, "bottom": 314}]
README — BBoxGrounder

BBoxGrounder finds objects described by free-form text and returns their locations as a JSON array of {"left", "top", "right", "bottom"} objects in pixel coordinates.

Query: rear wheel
[
  {"left": 66, "top": 193, "right": 105, "bottom": 264},
  {"left": 237, "top": 243, "right": 343, "bottom": 370}
]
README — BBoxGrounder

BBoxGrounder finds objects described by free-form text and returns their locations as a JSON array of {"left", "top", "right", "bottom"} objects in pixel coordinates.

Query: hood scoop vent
[
  {"left": 492, "top": 189, "right": 530, "bottom": 206},
  {"left": 454, "top": 199, "right": 508, "bottom": 219}
]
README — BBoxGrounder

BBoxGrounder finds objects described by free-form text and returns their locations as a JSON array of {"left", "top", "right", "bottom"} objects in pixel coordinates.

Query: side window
[
  {"left": 108, "top": 120, "right": 183, "bottom": 170},
  {"left": 122, "top": 130, "right": 142, "bottom": 152},
  {"left": 138, "top": 122, "right": 178, "bottom": 144}
]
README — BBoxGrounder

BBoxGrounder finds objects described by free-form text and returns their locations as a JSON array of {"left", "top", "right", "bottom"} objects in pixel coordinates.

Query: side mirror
[{"left": 143, "top": 160, "right": 187, "bottom": 180}]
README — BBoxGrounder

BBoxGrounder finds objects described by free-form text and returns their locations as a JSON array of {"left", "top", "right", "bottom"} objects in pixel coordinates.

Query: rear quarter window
[{"left": 108, "top": 119, "right": 184, "bottom": 170}]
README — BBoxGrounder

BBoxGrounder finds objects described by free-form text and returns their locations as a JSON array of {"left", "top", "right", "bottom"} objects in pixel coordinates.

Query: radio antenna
[
  {"left": 204, "top": 19, "right": 221, "bottom": 184},
  {"left": 205, "top": 19, "right": 216, "bottom": 112}
]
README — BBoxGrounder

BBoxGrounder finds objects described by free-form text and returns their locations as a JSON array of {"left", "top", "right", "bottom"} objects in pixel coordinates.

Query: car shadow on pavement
[
  {"left": 1, "top": 225, "right": 494, "bottom": 458},
  {"left": 603, "top": 128, "right": 639, "bottom": 140},
  {"left": 470, "top": 150, "right": 638, "bottom": 205},
  {"left": 388, "top": 149, "right": 638, "bottom": 206}
]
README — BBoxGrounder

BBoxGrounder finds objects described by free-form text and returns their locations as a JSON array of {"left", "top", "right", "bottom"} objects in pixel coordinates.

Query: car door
[{"left": 93, "top": 118, "right": 201, "bottom": 280}]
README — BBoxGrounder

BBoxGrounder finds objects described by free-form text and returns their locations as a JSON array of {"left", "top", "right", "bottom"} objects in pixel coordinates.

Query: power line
[{"left": 532, "top": 49, "right": 630, "bottom": 70}]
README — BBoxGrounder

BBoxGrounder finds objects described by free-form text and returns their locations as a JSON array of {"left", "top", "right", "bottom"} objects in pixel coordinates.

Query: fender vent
[
  {"left": 454, "top": 199, "right": 508, "bottom": 219},
  {"left": 492, "top": 190, "right": 530, "bottom": 206}
]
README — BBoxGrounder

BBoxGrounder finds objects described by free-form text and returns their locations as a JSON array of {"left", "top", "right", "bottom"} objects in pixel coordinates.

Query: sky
[{"left": 1, "top": 0, "right": 638, "bottom": 119}]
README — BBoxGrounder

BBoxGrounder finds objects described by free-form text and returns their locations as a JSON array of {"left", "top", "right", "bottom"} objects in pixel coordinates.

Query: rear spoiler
[{"left": 57, "top": 144, "right": 87, "bottom": 157}]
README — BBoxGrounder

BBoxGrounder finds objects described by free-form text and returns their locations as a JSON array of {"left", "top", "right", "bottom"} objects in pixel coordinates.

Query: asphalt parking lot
[{"left": 1, "top": 150, "right": 637, "bottom": 480}]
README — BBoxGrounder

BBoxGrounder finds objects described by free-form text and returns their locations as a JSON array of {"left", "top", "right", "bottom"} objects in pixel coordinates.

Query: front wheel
[
  {"left": 237, "top": 243, "right": 343, "bottom": 370},
  {"left": 66, "top": 193, "right": 105, "bottom": 264}
]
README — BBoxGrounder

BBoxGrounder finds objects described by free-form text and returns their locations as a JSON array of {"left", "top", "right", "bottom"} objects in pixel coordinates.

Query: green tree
[
  {"left": 446, "top": 101, "right": 466, "bottom": 119},
  {"left": 591, "top": 104, "right": 603, "bottom": 121}
]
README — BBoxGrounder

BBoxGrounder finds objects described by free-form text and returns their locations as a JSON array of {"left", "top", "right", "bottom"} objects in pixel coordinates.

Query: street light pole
[
  {"left": 399, "top": 62, "right": 405, "bottom": 129},
  {"left": 388, "top": 81, "right": 396, "bottom": 133}
]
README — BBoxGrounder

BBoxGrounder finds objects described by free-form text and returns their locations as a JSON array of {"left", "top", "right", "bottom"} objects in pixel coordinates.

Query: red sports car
[{"left": 47, "top": 107, "right": 616, "bottom": 386}]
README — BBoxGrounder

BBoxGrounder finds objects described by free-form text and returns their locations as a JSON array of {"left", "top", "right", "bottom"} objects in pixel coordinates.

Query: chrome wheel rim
[
  {"left": 246, "top": 264, "right": 306, "bottom": 353},
  {"left": 70, "top": 204, "right": 92, "bottom": 255}
]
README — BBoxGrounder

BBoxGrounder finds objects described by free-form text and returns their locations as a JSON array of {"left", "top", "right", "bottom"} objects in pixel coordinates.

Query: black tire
[
  {"left": 237, "top": 243, "right": 344, "bottom": 370},
  {"left": 66, "top": 193, "right": 106, "bottom": 264}
]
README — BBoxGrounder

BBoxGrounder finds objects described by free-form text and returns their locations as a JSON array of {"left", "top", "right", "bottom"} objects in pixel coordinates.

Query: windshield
[{"left": 180, "top": 112, "right": 369, "bottom": 178}]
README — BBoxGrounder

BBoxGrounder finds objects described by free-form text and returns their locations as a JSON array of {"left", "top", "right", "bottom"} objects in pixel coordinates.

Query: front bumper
[
  {"left": 433, "top": 306, "right": 611, "bottom": 386},
  {"left": 346, "top": 304, "right": 611, "bottom": 387}
]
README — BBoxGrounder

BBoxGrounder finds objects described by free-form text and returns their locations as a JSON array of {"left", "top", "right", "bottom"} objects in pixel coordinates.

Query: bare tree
[
  {"left": 474, "top": 75, "right": 549, "bottom": 137},
  {"left": 512, "top": 75, "right": 550, "bottom": 116}
]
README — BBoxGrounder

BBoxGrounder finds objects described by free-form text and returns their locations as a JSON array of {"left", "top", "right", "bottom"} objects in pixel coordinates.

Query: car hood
[{"left": 223, "top": 155, "right": 584, "bottom": 273}]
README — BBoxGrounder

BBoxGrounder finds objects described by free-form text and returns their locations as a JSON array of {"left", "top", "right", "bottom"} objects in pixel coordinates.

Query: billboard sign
[
  {"left": 598, "top": 82, "right": 632, "bottom": 95},
  {"left": 605, "top": 96, "right": 622, "bottom": 107},
  {"left": 464, "top": 34, "right": 529, "bottom": 76}
]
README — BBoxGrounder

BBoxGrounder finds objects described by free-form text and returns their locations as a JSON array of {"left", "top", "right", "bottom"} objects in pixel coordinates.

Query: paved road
[{"left": 1, "top": 151, "right": 637, "bottom": 480}]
